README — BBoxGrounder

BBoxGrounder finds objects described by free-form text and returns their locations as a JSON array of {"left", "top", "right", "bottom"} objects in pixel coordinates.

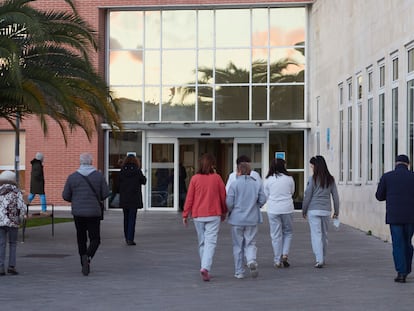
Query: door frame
[{"left": 233, "top": 137, "right": 268, "bottom": 178}]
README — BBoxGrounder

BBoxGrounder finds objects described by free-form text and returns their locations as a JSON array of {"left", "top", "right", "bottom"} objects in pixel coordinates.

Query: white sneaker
[
  {"left": 234, "top": 273, "right": 245, "bottom": 279},
  {"left": 248, "top": 262, "right": 259, "bottom": 278}
]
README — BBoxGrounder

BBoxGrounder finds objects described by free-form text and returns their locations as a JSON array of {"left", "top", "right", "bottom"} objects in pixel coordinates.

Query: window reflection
[
  {"left": 216, "top": 9, "right": 250, "bottom": 47},
  {"left": 215, "top": 49, "right": 250, "bottom": 83},
  {"left": 269, "top": 85, "right": 304, "bottom": 120},
  {"left": 161, "top": 86, "right": 195, "bottom": 121},
  {"left": 215, "top": 86, "right": 249, "bottom": 120},
  {"left": 252, "top": 86, "right": 267, "bottom": 120},
  {"left": 145, "top": 50, "right": 160, "bottom": 85},
  {"left": 109, "top": 11, "right": 143, "bottom": 49},
  {"left": 198, "top": 10, "right": 214, "bottom": 48},
  {"left": 162, "top": 10, "right": 196, "bottom": 48},
  {"left": 144, "top": 87, "right": 160, "bottom": 121},
  {"left": 112, "top": 86, "right": 143, "bottom": 121},
  {"left": 109, "top": 51, "right": 143, "bottom": 85},
  {"left": 270, "top": 48, "right": 305, "bottom": 82},
  {"left": 198, "top": 86, "right": 213, "bottom": 121},
  {"left": 162, "top": 50, "right": 196, "bottom": 85},
  {"left": 269, "top": 8, "right": 305, "bottom": 46},
  {"left": 145, "top": 11, "right": 161, "bottom": 48},
  {"left": 252, "top": 9, "right": 269, "bottom": 47}
]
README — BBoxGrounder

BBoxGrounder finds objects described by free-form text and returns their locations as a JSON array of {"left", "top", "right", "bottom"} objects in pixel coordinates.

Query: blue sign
[{"left": 275, "top": 152, "right": 285, "bottom": 160}]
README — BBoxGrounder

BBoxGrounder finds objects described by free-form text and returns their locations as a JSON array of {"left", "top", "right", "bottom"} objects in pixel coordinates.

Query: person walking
[
  {"left": 226, "top": 155, "right": 261, "bottom": 192},
  {"left": 119, "top": 154, "right": 147, "bottom": 246},
  {"left": 28, "top": 152, "right": 47, "bottom": 213},
  {"left": 0, "top": 171, "right": 26, "bottom": 276},
  {"left": 226, "top": 162, "right": 266, "bottom": 279},
  {"left": 302, "top": 155, "right": 339, "bottom": 268},
  {"left": 375, "top": 154, "right": 414, "bottom": 283},
  {"left": 62, "top": 153, "right": 110, "bottom": 276},
  {"left": 182, "top": 153, "right": 227, "bottom": 282},
  {"left": 264, "top": 158, "right": 295, "bottom": 268}
]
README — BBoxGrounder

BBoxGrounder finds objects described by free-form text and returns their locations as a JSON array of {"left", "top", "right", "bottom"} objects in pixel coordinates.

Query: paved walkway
[{"left": 1, "top": 210, "right": 413, "bottom": 311}]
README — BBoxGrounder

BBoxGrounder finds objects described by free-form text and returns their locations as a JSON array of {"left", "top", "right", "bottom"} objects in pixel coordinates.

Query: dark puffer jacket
[
  {"left": 376, "top": 164, "right": 414, "bottom": 224},
  {"left": 30, "top": 159, "right": 45, "bottom": 194},
  {"left": 119, "top": 163, "right": 147, "bottom": 209},
  {"left": 62, "top": 170, "right": 110, "bottom": 217}
]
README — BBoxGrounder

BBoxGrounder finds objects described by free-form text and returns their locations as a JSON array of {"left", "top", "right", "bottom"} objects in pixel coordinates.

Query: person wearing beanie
[
  {"left": 62, "top": 153, "right": 110, "bottom": 276},
  {"left": 376, "top": 154, "right": 414, "bottom": 283},
  {"left": 0, "top": 170, "right": 27, "bottom": 276},
  {"left": 28, "top": 152, "right": 47, "bottom": 213}
]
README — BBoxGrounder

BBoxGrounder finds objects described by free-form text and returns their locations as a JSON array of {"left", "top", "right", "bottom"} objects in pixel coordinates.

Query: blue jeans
[
  {"left": 28, "top": 193, "right": 47, "bottom": 212},
  {"left": 390, "top": 224, "right": 414, "bottom": 276},
  {"left": 123, "top": 208, "right": 137, "bottom": 242},
  {"left": 268, "top": 213, "right": 293, "bottom": 264},
  {"left": 193, "top": 217, "right": 221, "bottom": 272},
  {"left": 0, "top": 226, "right": 18, "bottom": 271}
]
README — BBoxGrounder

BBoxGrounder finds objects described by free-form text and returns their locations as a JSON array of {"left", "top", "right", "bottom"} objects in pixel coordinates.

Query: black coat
[
  {"left": 376, "top": 164, "right": 414, "bottom": 224},
  {"left": 119, "top": 163, "right": 147, "bottom": 209},
  {"left": 30, "top": 159, "right": 45, "bottom": 194}
]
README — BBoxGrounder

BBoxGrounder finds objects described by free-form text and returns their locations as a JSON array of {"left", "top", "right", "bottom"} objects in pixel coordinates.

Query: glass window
[
  {"left": 252, "top": 9, "right": 269, "bottom": 47},
  {"left": 109, "top": 51, "right": 143, "bottom": 85},
  {"left": 379, "top": 93, "right": 385, "bottom": 177},
  {"left": 368, "top": 71, "right": 373, "bottom": 93},
  {"left": 379, "top": 65, "right": 385, "bottom": 88},
  {"left": 145, "top": 11, "right": 161, "bottom": 49},
  {"left": 270, "top": 48, "right": 305, "bottom": 82},
  {"left": 161, "top": 86, "right": 195, "bottom": 121},
  {"left": 392, "top": 58, "right": 399, "bottom": 81},
  {"left": 252, "top": 49, "right": 268, "bottom": 83},
  {"left": 144, "top": 87, "right": 160, "bottom": 121},
  {"left": 109, "top": 11, "right": 143, "bottom": 50},
  {"left": 162, "top": 50, "right": 196, "bottom": 85},
  {"left": 198, "top": 86, "right": 213, "bottom": 121},
  {"left": 215, "top": 86, "right": 249, "bottom": 120},
  {"left": 347, "top": 106, "right": 353, "bottom": 182},
  {"left": 339, "top": 109, "right": 344, "bottom": 182},
  {"left": 367, "top": 98, "right": 373, "bottom": 181},
  {"left": 252, "top": 86, "right": 267, "bottom": 120},
  {"left": 392, "top": 88, "right": 398, "bottom": 163},
  {"left": 269, "top": 85, "right": 304, "bottom": 120},
  {"left": 408, "top": 48, "right": 414, "bottom": 73},
  {"left": 215, "top": 49, "right": 250, "bottom": 82},
  {"left": 111, "top": 86, "right": 143, "bottom": 121},
  {"left": 408, "top": 80, "right": 414, "bottom": 163},
  {"left": 269, "top": 8, "right": 305, "bottom": 46},
  {"left": 357, "top": 75, "right": 362, "bottom": 100},
  {"left": 144, "top": 51, "right": 160, "bottom": 85},
  {"left": 162, "top": 10, "right": 196, "bottom": 48},
  {"left": 198, "top": 10, "right": 214, "bottom": 48},
  {"left": 216, "top": 9, "right": 250, "bottom": 47}
]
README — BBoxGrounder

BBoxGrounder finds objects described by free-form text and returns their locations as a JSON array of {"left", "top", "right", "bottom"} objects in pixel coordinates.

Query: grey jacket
[
  {"left": 302, "top": 176, "right": 339, "bottom": 216},
  {"left": 62, "top": 167, "right": 110, "bottom": 217},
  {"left": 226, "top": 175, "right": 266, "bottom": 226}
]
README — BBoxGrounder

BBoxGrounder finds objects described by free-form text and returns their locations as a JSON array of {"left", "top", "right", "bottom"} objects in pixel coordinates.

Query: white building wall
[{"left": 309, "top": 0, "right": 414, "bottom": 241}]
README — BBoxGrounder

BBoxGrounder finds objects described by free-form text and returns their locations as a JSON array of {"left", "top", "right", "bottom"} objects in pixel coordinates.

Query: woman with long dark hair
[
  {"left": 182, "top": 153, "right": 227, "bottom": 281},
  {"left": 119, "top": 154, "right": 147, "bottom": 246},
  {"left": 302, "top": 155, "right": 339, "bottom": 268},
  {"left": 264, "top": 158, "right": 295, "bottom": 268}
]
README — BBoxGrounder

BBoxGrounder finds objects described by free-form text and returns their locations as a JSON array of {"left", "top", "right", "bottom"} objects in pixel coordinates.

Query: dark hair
[
  {"left": 197, "top": 153, "right": 216, "bottom": 175},
  {"left": 237, "top": 162, "right": 251, "bottom": 176},
  {"left": 236, "top": 155, "right": 251, "bottom": 165},
  {"left": 266, "top": 158, "right": 290, "bottom": 178},
  {"left": 310, "top": 155, "right": 334, "bottom": 188},
  {"left": 122, "top": 155, "right": 141, "bottom": 168}
]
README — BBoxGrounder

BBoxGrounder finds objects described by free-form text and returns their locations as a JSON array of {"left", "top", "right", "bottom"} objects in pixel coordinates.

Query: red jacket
[{"left": 183, "top": 173, "right": 227, "bottom": 219}]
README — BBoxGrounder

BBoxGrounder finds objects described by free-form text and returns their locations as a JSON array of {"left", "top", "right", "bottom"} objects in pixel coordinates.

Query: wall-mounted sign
[{"left": 275, "top": 151, "right": 285, "bottom": 160}]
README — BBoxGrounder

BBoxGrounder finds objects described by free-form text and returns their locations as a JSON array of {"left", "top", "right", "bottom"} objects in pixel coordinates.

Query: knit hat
[
  {"left": 35, "top": 152, "right": 44, "bottom": 161},
  {"left": 0, "top": 170, "right": 16, "bottom": 182},
  {"left": 396, "top": 154, "right": 410, "bottom": 164}
]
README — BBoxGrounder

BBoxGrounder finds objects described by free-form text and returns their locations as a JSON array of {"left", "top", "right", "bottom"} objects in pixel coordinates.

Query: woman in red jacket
[{"left": 183, "top": 153, "right": 227, "bottom": 281}]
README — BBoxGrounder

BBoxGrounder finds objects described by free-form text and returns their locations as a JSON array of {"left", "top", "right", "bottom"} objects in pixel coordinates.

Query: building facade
[{"left": 2, "top": 0, "right": 413, "bottom": 240}]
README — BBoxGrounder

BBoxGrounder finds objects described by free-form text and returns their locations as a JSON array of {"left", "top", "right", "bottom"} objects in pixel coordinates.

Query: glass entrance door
[
  {"left": 233, "top": 138, "right": 266, "bottom": 178},
  {"left": 147, "top": 138, "right": 178, "bottom": 210}
]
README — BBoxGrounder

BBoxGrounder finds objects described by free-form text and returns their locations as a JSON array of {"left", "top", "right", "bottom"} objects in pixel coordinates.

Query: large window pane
[
  {"left": 215, "top": 49, "right": 250, "bottom": 83},
  {"left": 216, "top": 9, "right": 250, "bottom": 47},
  {"left": 252, "top": 49, "right": 268, "bottom": 83},
  {"left": 109, "top": 11, "right": 143, "bottom": 49},
  {"left": 145, "top": 51, "right": 160, "bottom": 85},
  {"left": 162, "top": 86, "right": 195, "bottom": 121},
  {"left": 198, "top": 10, "right": 214, "bottom": 48},
  {"left": 269, "top": 85, "right": 304, "bottom": 120},
  {"left": 270, "top": 48, "right": 305, "bottom": 82},
  {"left": 163, "top": 11, "right": 196, "bottom": 48},
  {"left": 198, "top": 86, "right": 213, "bottom": 121},
  {"left": 144, "top": 87, "right": 160, "bottom": 121},
  {"left": 145, "top": 11, "right": 161, "bottom": 49},
  {"left": 269, "top": 8, "right": 305, "bottom": 46},
  {"left": 215, "top": 86, "right": 249, "bottom": 120},
  {"left": 252, "top": 86, "right": 267, "bottom": 120},
  {"left": 111, "top": 86, "right": 143, "bottom": 121},
  {"left": 162, "top": 50, "right": 196, "bottom": 85},
  {"left": 252, "top": 9, "right": 269, "bottom": 47},
  {"left": 109, "top": 51, "right": 143, "bottom": 85},
  {"left": 198, "top": 50, "right": 214, "bottom": 83}
]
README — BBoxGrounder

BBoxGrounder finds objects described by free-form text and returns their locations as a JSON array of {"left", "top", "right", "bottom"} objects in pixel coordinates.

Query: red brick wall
[{"left": 1, "top": 0, "right": 312, "bottom": 206}]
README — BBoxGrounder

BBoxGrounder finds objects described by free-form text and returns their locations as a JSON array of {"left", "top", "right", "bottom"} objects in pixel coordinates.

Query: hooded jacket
[{"left": 30, "top": 158, "right": 45, "bottom": 194}]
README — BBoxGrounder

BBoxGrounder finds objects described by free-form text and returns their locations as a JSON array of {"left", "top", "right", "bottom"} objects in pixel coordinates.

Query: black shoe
[
  {"left": 282, "top": 255, "right": 290, "bottom": 268},
  {"left": 7, "top": 266, "right": 18, "bottom": 275},
  {"left": 81, "top": 255, "right": 90, "bottom": 276},
  {"left": 394, "top": 273, "right": 406, "bottom": 283},
  {"left": 126, "top": 240, "right": 136, "bottom": 246}
]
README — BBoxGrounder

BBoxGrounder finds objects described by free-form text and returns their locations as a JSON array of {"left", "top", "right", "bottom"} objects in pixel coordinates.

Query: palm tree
[{"left": 0, "top": 0, "right": 121, "bottom": 141}]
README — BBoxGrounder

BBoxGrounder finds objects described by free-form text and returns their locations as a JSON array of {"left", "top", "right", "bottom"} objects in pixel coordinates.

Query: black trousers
[{"left": 74, "top": 216, "right": 101, "bottom": 262}]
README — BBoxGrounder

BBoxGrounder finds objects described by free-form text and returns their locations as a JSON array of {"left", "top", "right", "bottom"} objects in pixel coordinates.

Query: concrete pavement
[{"left": 0, "top": 210, "right": 413, "bottom": 311}]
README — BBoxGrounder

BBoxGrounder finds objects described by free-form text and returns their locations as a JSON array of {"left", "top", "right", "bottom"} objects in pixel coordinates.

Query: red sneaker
[{"left": 200, "top": 268, "right": 210, "bottom": 281}]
